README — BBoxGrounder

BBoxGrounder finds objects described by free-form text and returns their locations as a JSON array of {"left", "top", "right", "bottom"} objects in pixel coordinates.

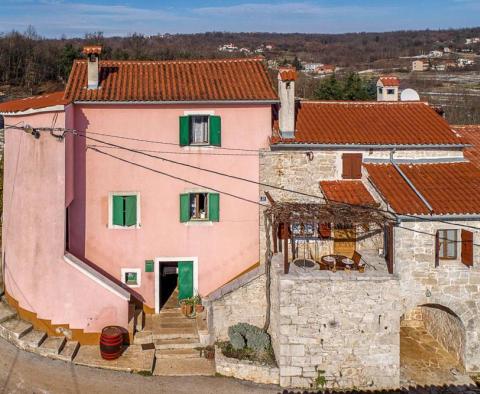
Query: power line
[
  {"left": 88, "top": 147, "right": 265, "bottom": 208},
  {"left": 7, "top": 123, "right": 480, "bottom": 233}
]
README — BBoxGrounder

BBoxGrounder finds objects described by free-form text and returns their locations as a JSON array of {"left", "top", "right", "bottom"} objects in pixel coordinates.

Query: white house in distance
[
  {"left": 376, "top": 76, "right": 400, "bottom": 101},
  {"left": 412, "top": 59, "right": 429, "bottom": 72}
]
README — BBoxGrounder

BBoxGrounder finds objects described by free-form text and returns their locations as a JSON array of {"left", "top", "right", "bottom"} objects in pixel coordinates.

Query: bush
[{"left": 227, "top": 323, "right": 271, "bottom": 352}]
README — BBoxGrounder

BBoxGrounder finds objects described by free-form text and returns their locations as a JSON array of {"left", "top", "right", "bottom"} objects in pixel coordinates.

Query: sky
[{"left": 1, "top": 0, "right": 479, "bottom": 38}]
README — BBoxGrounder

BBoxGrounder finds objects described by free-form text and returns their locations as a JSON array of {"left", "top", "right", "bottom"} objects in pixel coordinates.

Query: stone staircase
[
  {"left": 0, "top": 299, "right": 79, "bottom": 361},
  {"left": 134, "top": 303, "right": 214, "bottom": 376}
]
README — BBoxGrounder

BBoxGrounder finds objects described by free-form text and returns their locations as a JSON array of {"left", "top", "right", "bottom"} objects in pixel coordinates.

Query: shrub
[{"left": 227, "top": 323, "right": 271, "bottom": 352}]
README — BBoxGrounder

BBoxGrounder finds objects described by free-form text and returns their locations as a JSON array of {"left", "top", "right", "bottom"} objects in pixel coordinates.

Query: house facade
[{"left": 0, "top": 47, "right": 277, "bottom": 342}]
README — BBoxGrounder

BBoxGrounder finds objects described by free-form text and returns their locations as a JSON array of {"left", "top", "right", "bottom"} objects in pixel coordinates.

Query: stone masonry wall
[
  {"left": 269, "top": 254, "right": 401, "bottom": 389},
  {"left": 395, "top": 221, "right": 480, "bottom": 372},
  {"left": 421, "top": 306, "right": 466, "bottom": 366},
  {"left": 208, "top": 271, "right": 266, "bottom": 340}
]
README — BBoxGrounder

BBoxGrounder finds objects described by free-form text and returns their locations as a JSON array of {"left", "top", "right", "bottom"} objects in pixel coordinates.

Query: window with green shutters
[
  {"left": 180, "top": 192, "right": 220, "bottom": 222},
  {"left": 179, "top": 115, "right": 221, "bottom": 147},
  {"left": 111, "top": 194, "right": 139, "bottom": 228}
]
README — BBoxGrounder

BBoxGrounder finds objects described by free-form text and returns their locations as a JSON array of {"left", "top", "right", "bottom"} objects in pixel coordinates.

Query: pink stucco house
[{"left": 0, "top": 47, "right": 277, "bottom": 343}]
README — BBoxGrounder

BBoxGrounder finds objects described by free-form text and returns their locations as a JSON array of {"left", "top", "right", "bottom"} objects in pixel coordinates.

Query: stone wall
[
  {"left": 269, "top": 254, "right": 401, "bottom": 389},
  {"left": 215, "top": 346, "right": 280, "bottom": 385},
  {"left": 207, "top": 268, "right": 267, "bottom": 340},
  {"left": 421, "top": 306, "right": 466, "bottom": 366},
  {"left": 395, "top": 221, "right": 480, "bottom": 372}
]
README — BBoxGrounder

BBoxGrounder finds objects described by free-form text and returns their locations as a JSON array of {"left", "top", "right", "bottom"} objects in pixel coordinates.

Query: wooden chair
[{"left": 352, "top": 251, "right": 362, "bottom": 265}]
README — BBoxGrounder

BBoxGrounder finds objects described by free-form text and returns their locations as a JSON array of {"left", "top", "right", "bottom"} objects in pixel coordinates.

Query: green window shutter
[
  {"left": 179, "top": 116, "right": 190, "bottom": 146},
  {"left": 209, "top": 116, "right": 221, "bottom": 146},
  {"left": 209, "top": 193, "right": 220, "bottom": 222},
  {"left": 112, "top": 195, "right": 125, "bottom": 226},
  {"left": 180, "top": 193, "right": 190, "bottom": 223},
  {"left": 124, "top": 195, "right": 137, "bottom": 227}
]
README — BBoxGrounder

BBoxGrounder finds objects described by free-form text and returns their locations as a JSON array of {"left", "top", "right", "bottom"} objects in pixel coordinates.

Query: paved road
[{"left": 0, "top": 338, "right": 278, "bottom": 394}]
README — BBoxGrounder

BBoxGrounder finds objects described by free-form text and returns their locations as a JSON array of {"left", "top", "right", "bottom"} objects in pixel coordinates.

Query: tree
[
  {"left": 59, "top": 44, "right": 81, "bottom": 81},
  {"left": 313, "top": 74, "right": 343, "bottom": 100},
  {"left": 292, "top": 56, "right": 303, "bottom": 70},
  {"left": 343, "top": 72, "right": 375, "bottom": 100}
]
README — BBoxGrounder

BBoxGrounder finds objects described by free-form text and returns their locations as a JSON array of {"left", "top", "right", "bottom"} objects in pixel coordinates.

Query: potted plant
[
  {"left": 204, "top": 345, "right": 215, "bottom": 359},
  {"left": 180, "top": 298, "right": 194, "bottom": 316},
  {"left": 193, "top": 295, "right": 204, "bottom": 313}
]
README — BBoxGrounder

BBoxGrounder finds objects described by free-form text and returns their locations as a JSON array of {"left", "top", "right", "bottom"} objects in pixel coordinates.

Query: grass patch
[{"left": 217, "top": 341, "right": 277, "bottom": 367}]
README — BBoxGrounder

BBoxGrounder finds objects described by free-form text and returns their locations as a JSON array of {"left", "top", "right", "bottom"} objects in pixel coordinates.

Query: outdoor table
[{"left": 320, "top": 254, "right": 361, "bottom": 271}]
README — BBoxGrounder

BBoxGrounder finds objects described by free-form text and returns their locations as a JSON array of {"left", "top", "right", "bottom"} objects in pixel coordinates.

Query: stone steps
[
  {"left": 0, "top": 318, "right": 33, "bottom": 342},
  {"left": 0, "top": 302, "right": 17, "bottom": 323},
  {"left": 154, "top": 337, "right": 201, "bottom": 350},
  {"left": 153, "top": 357, "right": 215, "bottom": 376},
  {"left": 57, "top": 340, "right": 80, "bottom": 362},
  {"left": 36, "top": 336, "right": 67, "bottom": 357},
  {"left": 16, "top": 329, "right": 47, "bottom": 350},
  {"left": 155, "top": 348, "right": 202, "bottom": 359}
]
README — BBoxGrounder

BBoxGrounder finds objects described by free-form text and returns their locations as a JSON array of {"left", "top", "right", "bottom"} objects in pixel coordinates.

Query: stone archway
[{"left": 400, "top": 304, "right": 474, "bottom": 387}]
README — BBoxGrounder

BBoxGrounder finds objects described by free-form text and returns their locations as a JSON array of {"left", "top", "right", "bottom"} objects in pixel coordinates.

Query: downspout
[{"left": 389, "top": 150, "right": 433, "bottom": 213}]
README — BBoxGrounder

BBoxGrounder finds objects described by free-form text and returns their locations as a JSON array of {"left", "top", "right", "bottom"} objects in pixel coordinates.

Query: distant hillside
[{"left": 1, "top": 26, "right": 480, "bottom": 98}]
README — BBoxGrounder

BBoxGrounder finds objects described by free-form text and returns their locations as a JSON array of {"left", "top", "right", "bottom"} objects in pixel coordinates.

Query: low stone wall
[
  {"left": 206, "top": 267, "right": 266, "bottom": 341},
  {"left": 421, "top": 306, "right": 466, "bottom": 366},
  {"left": 215, "top": 346, "right": 280, "bottom": 385},
  {"left": 269, "top": 254, "right": 401, "bottom": 390}
]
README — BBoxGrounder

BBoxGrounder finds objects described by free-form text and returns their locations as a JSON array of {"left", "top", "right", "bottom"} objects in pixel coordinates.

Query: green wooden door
[{"left": 178, "top": 261, "right": 194, "bottom": 300}]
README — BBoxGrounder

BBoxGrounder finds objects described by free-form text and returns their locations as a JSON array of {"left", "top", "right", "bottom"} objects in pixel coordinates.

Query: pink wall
[
  {"left": 69, "top": 103, "right": 272, "bottom": 308},
  {"left": 2, "top": 110, "right": 129, "bottom": 332}
]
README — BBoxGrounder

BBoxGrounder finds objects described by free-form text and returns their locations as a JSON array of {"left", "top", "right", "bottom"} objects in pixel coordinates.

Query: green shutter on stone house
[
  {"left": 209, "top": 116, "right": 221, "bottom": 146},
  {"left": 124, "top": 195, "right": 137, "bottom": 227},
  {"left": 180, "top": 193, "right": 190, "bottom": 222},
  {"left": 209, "top": 193, "right": 220, "bottom": 222},
  {"left": 112, "top": 195, "right": 125, "bottom": 226},
  {"left": 179, "top": 116, "right": 190, "bottom": 146}
]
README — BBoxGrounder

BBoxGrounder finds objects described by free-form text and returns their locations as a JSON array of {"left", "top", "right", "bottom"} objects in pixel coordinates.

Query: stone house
[{"left": 209, "top": 69, "right": 480, "bottom": 389}]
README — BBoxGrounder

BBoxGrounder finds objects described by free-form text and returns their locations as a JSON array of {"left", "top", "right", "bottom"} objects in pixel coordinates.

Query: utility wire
[{"left": 6, "top": 123, "right": 480, "bottom": 233}]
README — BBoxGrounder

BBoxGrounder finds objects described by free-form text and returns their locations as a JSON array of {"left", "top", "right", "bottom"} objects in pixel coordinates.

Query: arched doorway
[{"left": 400, "top": 304, "right": 472, "bottom": 387}]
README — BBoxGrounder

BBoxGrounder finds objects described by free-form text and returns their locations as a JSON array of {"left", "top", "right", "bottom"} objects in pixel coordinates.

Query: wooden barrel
[{"left": 100, "top": 326, "right": 123, "bottom": 360}]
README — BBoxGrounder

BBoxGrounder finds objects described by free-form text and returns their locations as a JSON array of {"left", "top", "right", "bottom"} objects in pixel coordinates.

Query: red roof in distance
[
  {"left": 278, "top": 67, "right": 297, "bottom": 81},
  {"left": 0, "top": 91, "right": 68, "bottom": 114},
  {"left": 378, "top": 76, "right": 400, "bottom": 87},
  {"left": 320, "top": 180, "right": 378, "bottom": 207},
  {"left": 64, "top": 57, "right": 277, "bottom": 102},
  {"left": 365, "top": 162, "right": 480, "bottom": 215},
  {"left": 271, "top": 101, "right": 462, "bottom": 146}
]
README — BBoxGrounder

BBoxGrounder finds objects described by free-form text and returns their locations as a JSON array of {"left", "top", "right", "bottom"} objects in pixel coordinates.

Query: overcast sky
[{"left": 1, "top": 0, "right": 479, "bottom": 37}]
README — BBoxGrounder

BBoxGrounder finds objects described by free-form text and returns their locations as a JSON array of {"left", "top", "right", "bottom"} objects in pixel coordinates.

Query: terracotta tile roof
[
  {"left": 278, "top": 67, "right": 297, "bottom": 81},
  {"left": 365, "top": 162, "right": 480, "bottom": 215},
  {"left": 82, "top": 46, "right": 102, "bottom": 55},
  {"left": 0, "top": 91, "right": 68, "bottom": 114},
  {"left": 64, "top": 57, "right": 277, "bottom": 102},
  {"left": 320, "top": 180, "right": 378, "bottom": 207},
  {"left": 452, "top": 125, "right": 480, "bottom": 169},
  {"left": 378, "top": 76, "right": 400, "bottom": 87},
  {"left": 271, "top": 101, "right": 463, "bottom": 146}
]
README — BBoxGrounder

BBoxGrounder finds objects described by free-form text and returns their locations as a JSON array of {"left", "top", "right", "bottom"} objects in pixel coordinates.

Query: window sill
[
  {"left": 108, "top": 224, "right": 141, "bottom": 230},
  {"left": 182, "top": 145, "right": 219, "bottom": 151},
  {"left": 185, "top": 221, "right": 214, "bottom": 226}
]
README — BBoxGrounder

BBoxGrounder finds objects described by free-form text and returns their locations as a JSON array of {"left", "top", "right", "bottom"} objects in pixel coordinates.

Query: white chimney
[
  {"left": 377, "top": 76, "right": 400, "bottom": 102},
  {"left": 278, "top": 67, "right": 297, "bottom": 138},
  {"left": 83, "top": 46, "right": 102, "bottom": 90}
]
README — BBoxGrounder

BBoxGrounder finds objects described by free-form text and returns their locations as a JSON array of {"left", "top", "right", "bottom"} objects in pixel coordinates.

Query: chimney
[
  {"left": 376, "top": 76, "right": 400, "bottom": 102},
  {"left": 82, "top": 46, "right": 102, "bottom": 89},
  {"left": 278, "top": 67, "right": 297, "bottom": 138}
]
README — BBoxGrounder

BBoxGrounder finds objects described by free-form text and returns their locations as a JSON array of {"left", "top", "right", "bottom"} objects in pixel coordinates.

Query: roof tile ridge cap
[{"left": 99, "top": 57, "right": 262, "bottom": 65}]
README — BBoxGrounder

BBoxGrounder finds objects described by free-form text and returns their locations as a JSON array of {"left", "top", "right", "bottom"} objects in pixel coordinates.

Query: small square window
[
  {"left": 121, "top": 268, "right": 141, "bottom": 288},
  {"left": 190, "top": 115, "right": 209, "bottom": 145},
  {"left": 378, "top": 87, "right": 383, "bottom": 94},
  {"left": 438, "top": 229, "right": 457, "bottom": 259},
  {"left": 387, "top": 88, "right": 395, "bottom": 95}
]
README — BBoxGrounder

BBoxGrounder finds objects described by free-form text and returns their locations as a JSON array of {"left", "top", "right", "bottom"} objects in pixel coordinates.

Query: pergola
[{"left": 263, "top": 192, "right": 396, "bottom": 274}]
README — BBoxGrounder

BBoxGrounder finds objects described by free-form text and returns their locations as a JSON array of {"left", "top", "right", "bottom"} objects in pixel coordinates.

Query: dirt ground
[{"left": 0, "top": 337, "right": 277, "bottom": 394}]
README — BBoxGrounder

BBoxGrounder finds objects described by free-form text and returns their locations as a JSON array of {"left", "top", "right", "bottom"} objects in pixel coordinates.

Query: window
[
  {"left": 180, "top": 192, "right": 220, "bottom": 222},
  {"left": 387, "top": 88, "right": 395, "bottom": 95},
  {"left": 342, "top": 153, "right": 362, "bottom": 179},
  {"left": 437, "top": 229, "right": 457, "bottom": 259},
  {"left": 110, "top": 193, "right": 139, "bottom": 228},
  {"left": 190, "top": 115, "right": 209, "bottom": 145},
  {"left": 378, "top": 87, "right": 383, "bottom": 95},
  {"left": 121, "top": 268, "right": 141, "bottom": 288},
  {"left": 179, "top": 115, "right": 221, "bottom": 147}
]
